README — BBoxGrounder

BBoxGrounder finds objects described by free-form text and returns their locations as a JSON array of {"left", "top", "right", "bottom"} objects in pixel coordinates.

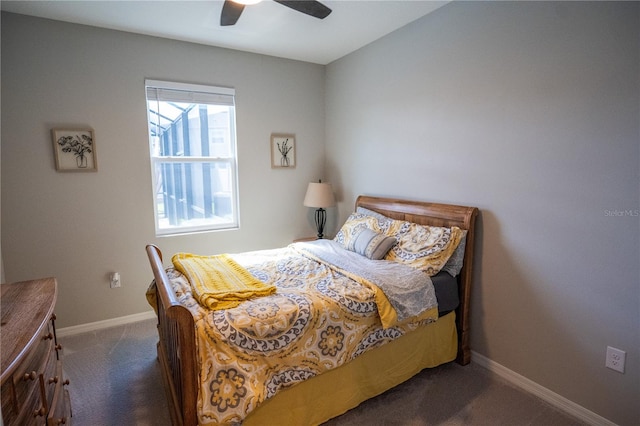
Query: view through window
[{"left": 145, "top": 79, "right": 239, "bottom": 235}]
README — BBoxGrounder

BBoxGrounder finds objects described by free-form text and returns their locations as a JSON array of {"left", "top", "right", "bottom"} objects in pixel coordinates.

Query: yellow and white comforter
[{"left": 156, "top": 241, "right": 440, "bottom": 425}]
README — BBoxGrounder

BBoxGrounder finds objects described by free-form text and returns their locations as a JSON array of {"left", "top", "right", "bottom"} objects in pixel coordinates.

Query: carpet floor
[{"left": 60, "top": 318, "right": 586, "bottom": 426}]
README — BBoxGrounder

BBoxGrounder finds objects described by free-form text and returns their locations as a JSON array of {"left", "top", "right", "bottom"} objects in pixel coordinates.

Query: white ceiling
[{"left": 1, "top": 0, "right": 448, "bottom": 65}]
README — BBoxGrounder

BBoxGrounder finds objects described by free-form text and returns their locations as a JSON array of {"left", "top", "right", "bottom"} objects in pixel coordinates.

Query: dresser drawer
[
  {"left": 1, "top": 279, "right": 71, "bottom": 426},
  {"left": 2, "top": 326, "right": 55, "bottom": 425},
  {"left": 47, "top": 361, "right": 71, "bottom": 426}
]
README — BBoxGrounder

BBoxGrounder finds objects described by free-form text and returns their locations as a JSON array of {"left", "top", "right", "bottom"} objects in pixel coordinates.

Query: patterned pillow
[
  {"left": 333, "top": 212, "right": 382, "bottom": 246},
  {"left": 384, "top": 222, "right": 464, "bottom": 276},
  {"left": 356, "top": 206, "right": 391, "bottom": 222},
  {"left": 337, "top": 208, "right": 464, "bottom": 275},
  {"left": 348, "top": 228, "right": 397, "bottom": 260}
]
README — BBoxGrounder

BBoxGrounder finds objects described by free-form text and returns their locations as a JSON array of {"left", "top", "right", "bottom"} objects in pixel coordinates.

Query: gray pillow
[
  {"left": 349, "top": 227, "right": 397, "bottom": 260},
  {"left": 441, "top": 231, "right": 467, "bottom": 276}
]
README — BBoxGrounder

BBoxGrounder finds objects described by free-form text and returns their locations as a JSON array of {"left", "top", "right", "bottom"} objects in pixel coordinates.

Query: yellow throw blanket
[{"left": 172, "top": 252, "right": 276, "bottom": 310}]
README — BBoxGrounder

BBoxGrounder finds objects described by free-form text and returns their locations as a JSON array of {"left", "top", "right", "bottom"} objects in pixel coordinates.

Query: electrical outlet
[
  {"left": 605, "top": 346, "right": 625, "bottom": 373},
  {"left": 110, "top": 272, "right": 121, "bottom": 289}
]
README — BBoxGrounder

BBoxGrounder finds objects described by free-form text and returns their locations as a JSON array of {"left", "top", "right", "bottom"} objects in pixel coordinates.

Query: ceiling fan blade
[
  {"left": 221, "top": 0, "right": 245, "bottom": 26},
  {"left": 273, "top": 0, "right": 332, "bottom": 19}
]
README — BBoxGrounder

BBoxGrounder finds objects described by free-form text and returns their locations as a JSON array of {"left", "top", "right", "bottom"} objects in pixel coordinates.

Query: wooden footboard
[{"left": 146, "top": 244, "right": 198, "bottom": 426}]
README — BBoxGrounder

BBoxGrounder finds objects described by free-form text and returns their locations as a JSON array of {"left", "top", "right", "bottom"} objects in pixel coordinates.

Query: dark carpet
[{"left": 60, "top": 319, "right": 585, "bottom": 426}]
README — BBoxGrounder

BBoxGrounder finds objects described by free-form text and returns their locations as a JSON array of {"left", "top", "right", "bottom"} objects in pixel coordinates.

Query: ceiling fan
[{"left": 221, "top": 0, "right": 332, "bottom": 26}]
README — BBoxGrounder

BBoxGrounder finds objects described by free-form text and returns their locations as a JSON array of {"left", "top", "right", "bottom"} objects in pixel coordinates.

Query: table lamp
[{"left": 303, "top": 180, "right": 335, "bottom": 239}]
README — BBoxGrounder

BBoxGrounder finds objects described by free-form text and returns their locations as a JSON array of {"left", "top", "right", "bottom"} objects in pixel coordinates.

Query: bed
[{"left": 145, "top": 195, "right": 478, "bottom": 425}]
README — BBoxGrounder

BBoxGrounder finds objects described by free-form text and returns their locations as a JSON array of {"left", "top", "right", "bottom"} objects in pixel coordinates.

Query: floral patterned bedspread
[{"left": 159, "top": 242, "right": 439, "bottom": 425}]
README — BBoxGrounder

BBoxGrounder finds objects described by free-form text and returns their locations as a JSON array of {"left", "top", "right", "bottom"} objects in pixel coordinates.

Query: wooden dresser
[{"left": 1, "top": 277, "right": 72, "bottom": 425}]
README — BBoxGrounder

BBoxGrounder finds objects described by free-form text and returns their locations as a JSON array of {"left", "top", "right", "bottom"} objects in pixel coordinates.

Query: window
[{"left": 145, "top": 79, "right": 239, "bottom": 235}]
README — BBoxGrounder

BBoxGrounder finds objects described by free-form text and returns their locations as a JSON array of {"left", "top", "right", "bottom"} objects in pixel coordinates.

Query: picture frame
[
  {"left": 52, "top": 128, "right": 97, "bottom": 172},
  {"left": 270, "top": 133, "right": 296, "bottom": 169}
]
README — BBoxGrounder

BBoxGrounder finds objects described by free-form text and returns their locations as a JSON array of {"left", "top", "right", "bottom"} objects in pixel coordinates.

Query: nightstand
[{"left": 293, "top": 236, "right": 320, "bottom": 242}]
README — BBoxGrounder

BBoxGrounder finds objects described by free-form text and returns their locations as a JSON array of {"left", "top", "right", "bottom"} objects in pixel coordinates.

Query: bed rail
[{"left": 146, "top": 244, "right": 199, "bottom": 426}]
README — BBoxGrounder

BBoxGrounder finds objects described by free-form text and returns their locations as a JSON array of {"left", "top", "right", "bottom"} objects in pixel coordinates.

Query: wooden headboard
[{"left": 355, "top": 196, "right": 479, "bottom": 364}]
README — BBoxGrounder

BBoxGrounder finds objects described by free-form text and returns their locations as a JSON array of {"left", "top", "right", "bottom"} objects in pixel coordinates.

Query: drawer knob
[
  {"left": 48, "top": 376, "right": 59, "bottom": 384},
  {"left": 43, "top": 332, "right": 54, "bottom": 340},
  {"left": 55, "top": 343, "right": 63, "bottom": 351},
  {"left": 63, "top": 378, "right": 70, "bottom": 386},
  {"left": 33, "top": 406, "right": 46, "bottom": 417},
  {"left": 23, "top": 371, "right": 37, "bottom": 381},
  {"left": 53, "top": 418, "right": 67, "bottom": 425}
]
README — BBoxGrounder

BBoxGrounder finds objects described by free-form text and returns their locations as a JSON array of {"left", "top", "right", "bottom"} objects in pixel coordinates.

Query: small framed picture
[
  {"left": 52, "top": 128, "right": 97, "bottom": 172},
  {"left": 271, "top": 133, "right": 296, "bottom": 169}
]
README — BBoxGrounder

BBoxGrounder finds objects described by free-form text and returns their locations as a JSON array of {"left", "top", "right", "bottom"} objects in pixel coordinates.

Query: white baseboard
[
  {"left": 471, "top": 351, "right": 617, "bottom": 426},
  {"left": 56, "top": 311, "right": 156, "bottom": 338}
]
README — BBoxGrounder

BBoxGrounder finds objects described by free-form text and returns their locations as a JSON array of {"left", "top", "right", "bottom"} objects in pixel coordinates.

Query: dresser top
[{"left": 0, "top": 277, "right": 57, "bottom": 382}]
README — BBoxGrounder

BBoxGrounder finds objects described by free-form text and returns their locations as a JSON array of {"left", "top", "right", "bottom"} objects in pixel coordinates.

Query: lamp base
[{"left": 314, "top": 208, "right": 327, "bottom": 239}]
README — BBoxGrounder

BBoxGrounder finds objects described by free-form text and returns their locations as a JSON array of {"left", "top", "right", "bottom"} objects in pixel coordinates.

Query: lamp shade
[{"left": 303, "top": 182, "right": 335, "bottom": 208}]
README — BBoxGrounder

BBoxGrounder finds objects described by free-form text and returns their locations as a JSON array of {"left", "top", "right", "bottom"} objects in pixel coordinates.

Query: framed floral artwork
[
  {"left": 52, "top": 128, "right": 97, "bottom": 172},
  {"left": 271, "top": 133, "right": 296, "bottom": 169}
]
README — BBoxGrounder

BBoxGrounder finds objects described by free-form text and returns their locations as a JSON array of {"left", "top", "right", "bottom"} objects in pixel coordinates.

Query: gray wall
[
  {"left": 1, "top": 13, "right": 326, "bottom": 328},
  {"left": 325, "top": 2, "right": 638, "bottom": 425}
]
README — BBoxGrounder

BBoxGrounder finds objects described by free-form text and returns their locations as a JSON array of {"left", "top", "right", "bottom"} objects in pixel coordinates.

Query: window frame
[{"left": 145, "top": 79, "right": 240, "bottom": 236}]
